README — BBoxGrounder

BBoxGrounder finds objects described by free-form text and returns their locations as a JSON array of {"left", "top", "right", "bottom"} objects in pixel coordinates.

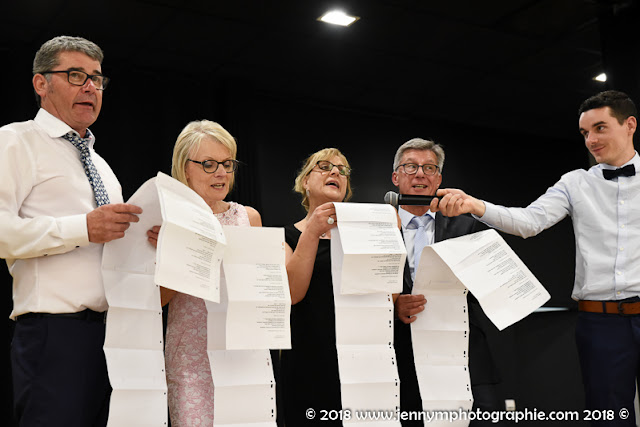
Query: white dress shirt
[
  {"left": 477, "top": 152, "right": 640, "bottom": 301},
  {"left": 398, "top": 207, "right": 436, "bottom": 281},
  {"left": 0, "top": 109, "right": 123, "bottom": 319}
]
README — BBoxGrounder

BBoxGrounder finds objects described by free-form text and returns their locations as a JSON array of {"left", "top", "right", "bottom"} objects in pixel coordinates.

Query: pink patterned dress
[{"left": 165, "top": 202, "right": 251, "bottom": 426}]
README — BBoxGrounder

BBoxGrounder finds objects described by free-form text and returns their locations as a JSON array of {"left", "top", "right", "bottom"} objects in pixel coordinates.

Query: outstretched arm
[
  {"left": 432, "top": 189, "right": 486, "bottom": 217},
  {"left": 433, "top": 178, "right": 571, "bottom": 239}
]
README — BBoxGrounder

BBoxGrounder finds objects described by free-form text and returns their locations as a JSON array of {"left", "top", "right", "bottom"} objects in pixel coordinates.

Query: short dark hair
[
  {"left": 32, "top": 36, "right": 104, "bottom": 107},
  {"left": 578, "top": 90, "right": 637, "bottom": 124}
]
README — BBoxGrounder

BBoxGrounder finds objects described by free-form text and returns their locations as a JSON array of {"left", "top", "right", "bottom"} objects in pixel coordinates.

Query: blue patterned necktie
[
  {"left": 411, "top": 214, "right": 433, "bottom": 282},
  {"left": 62, "top": 131, "right": 110, "bottom": 207}
]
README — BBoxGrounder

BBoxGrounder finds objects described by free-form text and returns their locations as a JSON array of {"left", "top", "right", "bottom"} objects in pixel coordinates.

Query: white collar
[
  {"left": 35, "top": 108, "right": 96, "bottom": 147},
  {"left": 398, "top": 206, "right": 436, "bottom": 229},
  {"left": 598, "top": 151, "right": 639, "bottom": 171}
]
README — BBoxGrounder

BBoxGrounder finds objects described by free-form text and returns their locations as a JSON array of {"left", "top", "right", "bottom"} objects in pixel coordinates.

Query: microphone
[{"left": 384, "top": 191, "right": 436, "bottom": 208}]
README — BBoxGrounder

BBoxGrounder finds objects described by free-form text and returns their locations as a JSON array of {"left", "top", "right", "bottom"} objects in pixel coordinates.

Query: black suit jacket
[{"left": 394, "top": 213, "right": 500, "bottom": 418}]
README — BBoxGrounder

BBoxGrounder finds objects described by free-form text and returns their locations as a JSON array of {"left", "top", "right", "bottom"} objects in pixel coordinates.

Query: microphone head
[{"left": 384, "top": 191, "right": 399, "bottom": 208}]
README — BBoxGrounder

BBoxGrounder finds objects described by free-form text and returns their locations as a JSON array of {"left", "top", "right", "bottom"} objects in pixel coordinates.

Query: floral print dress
[{"left": 165, "top": 202, "right": 250, "bottom": 426}]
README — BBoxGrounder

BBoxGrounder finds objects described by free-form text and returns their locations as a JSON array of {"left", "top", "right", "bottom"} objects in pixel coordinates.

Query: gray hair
[
  {"left": 393, "top": 138, "right": 445, "bottom": 173},
  {"left": 32, "top": 36, "right": 104, "bottom": 106}
]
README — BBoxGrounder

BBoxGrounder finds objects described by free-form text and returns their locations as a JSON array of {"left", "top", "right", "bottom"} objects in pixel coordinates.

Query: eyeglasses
[
  {"left": 315, "top": 160, "right": 352, "bottom": 176},
  {"left": 396, "top": 163, "right": 440, "bottom": 176},
  {"left": 41, "top": 69, "right": 110, "bottom": 90},
  {"left": 187, "top": 158, "right": 239, "bottom": 174}
]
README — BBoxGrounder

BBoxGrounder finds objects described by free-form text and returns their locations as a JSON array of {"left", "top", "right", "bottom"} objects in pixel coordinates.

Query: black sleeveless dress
[{"left": 280, "top": 225, "right": 342, "bottom": 426}]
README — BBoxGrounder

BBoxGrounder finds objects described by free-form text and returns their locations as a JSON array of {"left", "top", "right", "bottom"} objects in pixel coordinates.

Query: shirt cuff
[
  {"left": 57, "top": 214, "right": 90, "bottom": 249},
  {"left": 472, "top": 201, "right": 497, "bottom": 223}
]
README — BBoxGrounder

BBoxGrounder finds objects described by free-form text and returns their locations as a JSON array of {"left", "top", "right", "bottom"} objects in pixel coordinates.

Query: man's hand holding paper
[{"left": 395, "top": 294, "right": 426, "bottom": 324}]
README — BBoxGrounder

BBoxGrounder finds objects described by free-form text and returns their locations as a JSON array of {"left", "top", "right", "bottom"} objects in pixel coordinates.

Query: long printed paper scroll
[
  {"left": 332, "top": 202, "right": 404, "bottom": 425},
  {"left": 204, "top": 225, "right": 289, "bottom": 426},
  {"left": 412, "top": 229, "right": 550, "bottom": 425},
  {"left": 102, "top": 177, "right": 167, "bottom": 426}
]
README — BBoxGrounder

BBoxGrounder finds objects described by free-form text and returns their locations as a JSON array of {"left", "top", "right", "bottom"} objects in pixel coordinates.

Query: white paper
[
  {"left": 107, "top": 389, "right": 168, "bottom": 426},
  {"left": 427, "top": 229, "right": 551, "bottom": 331},
  {"left": 208, "top": 350, "right": 277, "bottom": 426},
  {"left": 203, "top": 226, "right": 286, "bottom": 426},
  {"left": 205, "top": 322, "right": 278, "bottom": 426},
  {"left": 334, "top": 293, "right": 394, "bottom": 346},
  {"left": 222, "top": 226, "right": 291, "bottom": 350},
  {"left": 154, "top": 172, "right": 226, "bottom": 302},
  {"left": 102, "top": 176, "right": 168, "bottom": 426},
  {"left": 332, "top": 203, "right": 405, "bottom": 295},
  {"left": 330, "top": 203, "right": 402, "bottom": 425},
  {"left": 338, "top": 345, "right": 400, "bottom": 408},
  {"left": 206, "top": 302, "right": 278, "bottom": 426},
  {"left": 410, "top": 229, "right": 550, "bottom": 426},
  {"left": 333, "top": 289, "right": 400, "bottom": 425},
  {"left": 412, "top": 252, "right": 473, "bottom": 427},
  {"left": 101, "top": 177, "right": 161, "bottom": 278}
]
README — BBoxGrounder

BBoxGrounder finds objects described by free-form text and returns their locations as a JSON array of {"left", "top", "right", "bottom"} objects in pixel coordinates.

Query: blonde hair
[
  {"left": 171, "top": 120, "right": 238, "bottom": 190},
  {"left": 293, "top": 147, "right": 353, "bottom": 211}
]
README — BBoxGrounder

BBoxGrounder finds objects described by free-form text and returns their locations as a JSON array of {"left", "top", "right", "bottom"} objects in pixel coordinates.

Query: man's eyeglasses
[
  {"left": 315, "top": 160, "right": 352, "bottom": 176},
  {"left": 188, "top": 159, "right": 239, "bottom": 174},
  {"left": 41, "top": 70, "right": 110, "bottom": 90},
  {"left": 396, "top": 163, "right": 440, "bottom": 176}
]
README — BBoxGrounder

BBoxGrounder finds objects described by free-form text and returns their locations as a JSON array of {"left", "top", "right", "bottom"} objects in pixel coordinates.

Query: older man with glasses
[
  {"left": 1, "top": 36, "right": 142, "bottom": 426},
  {"left": 391, "top": 138, "right": 503, "bottom": 427}
]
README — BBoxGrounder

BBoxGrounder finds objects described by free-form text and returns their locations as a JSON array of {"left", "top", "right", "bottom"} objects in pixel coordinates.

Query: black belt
[{"left": 16, "top": 309, "right": 106, "bottom": 323}]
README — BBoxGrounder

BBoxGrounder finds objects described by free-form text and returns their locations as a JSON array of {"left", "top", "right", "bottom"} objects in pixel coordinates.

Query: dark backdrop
[{"left": 2, "top": 2, "right": 639, "bottom": 425}]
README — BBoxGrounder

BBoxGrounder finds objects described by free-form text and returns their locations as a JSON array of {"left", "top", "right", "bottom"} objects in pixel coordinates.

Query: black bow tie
[{"left": 603, "top": 164, "right": 636, "bottom": 180}]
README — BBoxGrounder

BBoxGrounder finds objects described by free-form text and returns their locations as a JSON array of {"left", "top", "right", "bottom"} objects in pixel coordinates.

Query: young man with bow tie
[{"left": 435, "top": 90, "right": 639, "bottom": 427}]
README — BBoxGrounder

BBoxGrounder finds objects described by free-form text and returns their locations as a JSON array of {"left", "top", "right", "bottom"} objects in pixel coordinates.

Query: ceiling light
[
  {"left": 594, "top": 73, "right": 607, "bottom": 82},
  {"left": 318, "top": 10, "right": 359, "bottom": 27}
]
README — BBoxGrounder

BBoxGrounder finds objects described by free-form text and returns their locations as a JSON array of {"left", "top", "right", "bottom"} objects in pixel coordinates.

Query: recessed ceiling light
[
  {"left": 318, "top": 10, "right": 359, "bottom": 27},
  {"left": 594, "top": 73, "right": 607, "bottom": 82}
]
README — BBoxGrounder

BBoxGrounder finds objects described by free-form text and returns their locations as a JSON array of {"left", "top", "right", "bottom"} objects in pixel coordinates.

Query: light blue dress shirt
[
  {"left": 398, "top": 207, "right": 436, "bottom": 281},
  {"left": 477, "top": 152, "right": 640, "bottom": 301}
]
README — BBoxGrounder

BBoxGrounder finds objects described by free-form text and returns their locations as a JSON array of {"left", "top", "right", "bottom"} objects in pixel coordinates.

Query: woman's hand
[{"left": 305, "top": 202, "right": 337, "bottom": 238}]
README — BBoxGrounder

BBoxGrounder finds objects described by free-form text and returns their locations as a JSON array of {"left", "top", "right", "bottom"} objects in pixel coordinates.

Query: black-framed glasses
[
  {"left": 396, "top": 163, "right": 440, "bottom": 176},
  {"left": 188, "top": 158, "right": 239, "bottom": 174},
  {"left": 315, "top": 160, "right": 352, "bottom": 176},
  {"left": 41, "top": 69, "right": 110, "bottom": 90}
]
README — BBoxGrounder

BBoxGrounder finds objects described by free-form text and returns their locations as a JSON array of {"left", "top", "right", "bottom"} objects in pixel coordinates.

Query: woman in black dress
[{"left": 280, "top": 148, "right": 353, "bottom": 426}]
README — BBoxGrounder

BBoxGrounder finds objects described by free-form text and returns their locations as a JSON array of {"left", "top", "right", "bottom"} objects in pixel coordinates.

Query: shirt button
[
  {"left": 621, "top": 224, "right": 625, "bottom": 229},
  {"left": 621, "top": 200, "right": 625, "bottom": 205},
  {"left": 617, "top": 271, "right": 622, "bottom": 275},
  {"left": 617, "top": 291, "right": 622, "bottom": 295},
  {"left": 620, "top": 247, "right": 625, "bottom": 251}
]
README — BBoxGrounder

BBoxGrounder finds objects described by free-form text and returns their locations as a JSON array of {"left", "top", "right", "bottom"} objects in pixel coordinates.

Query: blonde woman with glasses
[
  {"left": 147, "top": 120, "right": 260, "bottom": 425},
  {"left": 279, "top": 148, "right": 353, "bottom": 426}
]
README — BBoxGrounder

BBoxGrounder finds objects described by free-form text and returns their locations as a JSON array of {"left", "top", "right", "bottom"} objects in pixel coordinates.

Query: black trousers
[
  {"left": 11, "top": 314, "right": 111, "bottom": 427},
  {"left": 576, "top": 311, "right": 640, "bottom": 427}
]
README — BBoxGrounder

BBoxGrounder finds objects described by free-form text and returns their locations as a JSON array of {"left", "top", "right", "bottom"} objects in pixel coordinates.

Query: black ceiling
[{"left": 1, "top": 0, "right": 636, "bottom": 140}]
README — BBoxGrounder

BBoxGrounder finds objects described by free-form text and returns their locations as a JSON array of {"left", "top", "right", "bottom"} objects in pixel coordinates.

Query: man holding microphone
[{"left": 435, "top": 90, "right": 639, "bottom": 427}]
